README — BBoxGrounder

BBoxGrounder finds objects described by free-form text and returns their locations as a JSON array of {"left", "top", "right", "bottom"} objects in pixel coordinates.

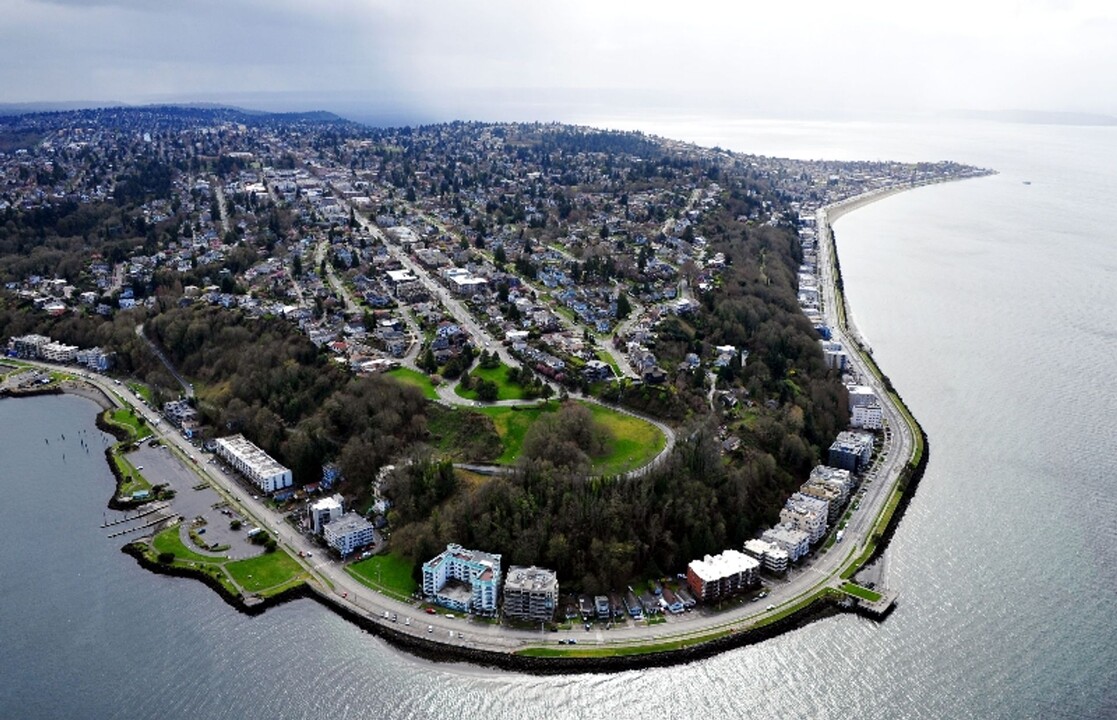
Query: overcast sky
[{"left": 2, "top": 0, "right": 1115, "bottom": 122}]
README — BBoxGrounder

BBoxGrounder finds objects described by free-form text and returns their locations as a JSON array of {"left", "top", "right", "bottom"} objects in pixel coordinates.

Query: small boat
[{"left": 1022, "top": 180, "right": 1031, "bottom": 185}]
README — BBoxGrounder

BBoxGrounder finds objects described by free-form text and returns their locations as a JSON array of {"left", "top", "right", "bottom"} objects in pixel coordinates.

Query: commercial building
[
  {"left": 214, "top": 434, "right": 293, "bottom": 493},
  {"left": 686, "top": 549, "right": 760, "bottom": 602},
  {"left": 828, "top": 431, "right": 874, "bottom": 472},
  {"left": 322, "top": 512, "right": 374, "bottom": 557},
  {"left": 502, "top": 565, "right": 559, "bottom": 623},
  {"left": 309, "top": 494, "right": 345, "bottom": 534},
  {"left": 422, "top": 543, "right": 502, "bottom": 615},
  {"left": 743, "top": 538, "right": 790, "bottom": 573},
  {"left": 761, "top": 526, "right": 811, "bottom": 562}
]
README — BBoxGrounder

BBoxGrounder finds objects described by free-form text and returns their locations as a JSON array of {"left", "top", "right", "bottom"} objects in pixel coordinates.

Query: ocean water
[{"left": 2, "top": 118, "right": 1116, "bottom": 719}]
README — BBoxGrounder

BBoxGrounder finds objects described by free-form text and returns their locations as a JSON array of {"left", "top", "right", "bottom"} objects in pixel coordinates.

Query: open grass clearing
[
  {"left": 477, "top": 403, "right": 554, "bottom": 464},
  {"left": 105, "top": 407, "right": 152, "bottom": 442},
  {"left": 476, "top": 401, "right": 664, "bottom": 474},
  {"left": 347, "top": 552, "right": 418, "bottom": 601},
  {"left": 455, "top": 362, "right": 530, "bottom": 401},
  {"left": 113, "top": 451, "right": 152, "bottom": 496},
  {"left": 581, "top": 402, "right": 666, "bottom": 476},
  {"left": 226, "top": 552, "right": 309, "bottom": 595},
  {"left": 386, "top": 367, "right": 439, "bottom": 400}
]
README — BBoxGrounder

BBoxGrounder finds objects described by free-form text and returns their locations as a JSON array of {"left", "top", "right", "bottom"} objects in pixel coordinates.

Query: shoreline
[{"left": 7, "top": 173, "right": 941, "bottom": 671}]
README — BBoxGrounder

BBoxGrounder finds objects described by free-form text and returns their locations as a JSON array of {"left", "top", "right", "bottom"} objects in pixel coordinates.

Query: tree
[{"left": 615, "top": 291, "right": 632, "bottom": 320}]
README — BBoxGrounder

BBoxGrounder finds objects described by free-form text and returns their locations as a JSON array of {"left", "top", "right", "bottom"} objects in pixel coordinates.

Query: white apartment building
[
  {"left": 214, "top": 434, "right": 293, "bottom": 493},
  {"left": 852, "top": 403, "right": 883, "bottom": 430},
  {"left": 323, "top": 512, "right": 375, "bottom": 557},
  {"left": 309, "top": 494, "right": 345, "bottom": 534},
  {"left": 686, "top": 549, "right": 760, "bottom": 602},
  {"left": 743, "top": 538, "right": 790, "bottom": 573},
  {"left": 762, "top": 525, "right": 811, "bottom": 563},
  {"left": 780, "top": 493, "right": 829, "bottom": 544},
  {"left": 40, "top": 341, "right": 78, "bottom": 363},
  {"left": 422, "top": 544, "right": 502, "bottom": 615}
]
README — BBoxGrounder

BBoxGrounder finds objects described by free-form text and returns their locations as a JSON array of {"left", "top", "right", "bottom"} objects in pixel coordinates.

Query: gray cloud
[{"left": 2, "top": 0, "right": 1114, "bottom": 121}]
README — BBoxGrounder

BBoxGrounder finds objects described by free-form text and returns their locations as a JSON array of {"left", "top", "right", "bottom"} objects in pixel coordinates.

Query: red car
[{"left": 424, "top": 607, "right": 436, "bottom": 615}]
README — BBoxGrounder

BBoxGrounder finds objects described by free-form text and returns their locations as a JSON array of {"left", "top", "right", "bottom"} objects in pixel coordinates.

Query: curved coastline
[{"left": 8, "top": 183, "right": 937, "bottom": 672}]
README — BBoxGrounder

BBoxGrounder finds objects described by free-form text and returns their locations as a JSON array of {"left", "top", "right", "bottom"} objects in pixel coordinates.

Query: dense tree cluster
[
  {"left": 387, "top": 422, "right": 804, "bottom": 593},
  {"left": 146, "top": 305, "right": 430, "bottom": 493}
]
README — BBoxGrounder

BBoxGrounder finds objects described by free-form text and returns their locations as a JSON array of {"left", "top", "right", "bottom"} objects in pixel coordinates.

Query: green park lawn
[
  {"left": 454, "top": 362, "right": 530, "bottom": 401},
  {"left": 346, "top": 552, "right": 418, "bottom": 600},
  {"left": 386, "top": 367, "right": 439, "bottom": 400},
  {"left": 477, "top": 403, "right": 554, "bottom": 464},
  {"left": 105, "top": 407, "right": 152, "bottom": 441},
  {"left": 583, "top": 402, "right": 667, "bottom": 476},
  {"left": 477, "top": 401, "right": 665, "bottom": 474},
  {"left": 147, "top": 525, "right": 306, "bottom": 598},
  {"left": 112, "top": 450, "right": 152, "bottom": 496},
  {"left": 226, "top": 552, "right": 309, "bottom": 594}
]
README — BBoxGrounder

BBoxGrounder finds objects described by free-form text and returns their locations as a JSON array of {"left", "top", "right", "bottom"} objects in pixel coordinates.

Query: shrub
[{"left": 157, "top": 551, "right": 175, "bottom": 564}]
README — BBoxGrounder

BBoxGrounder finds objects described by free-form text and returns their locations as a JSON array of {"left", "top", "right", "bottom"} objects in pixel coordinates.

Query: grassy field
[
  {"left": 226, "top": 552, "right": 309, "bottom": 595},
  {"left": 146, "top": 525, "right": 306, "bottom": 598},
  {"left": 454, "top": 362, "right": 529, "bottom": 401},
  {"left": 105, "top": 407, "right": 152, "bottom": 441},
  {"left": 113, "top": 450, "right": 152, "bottom": 496},
  {"left": 840, "top": 582, "right": 883, "bottom": 603},
  {"left": 477, "top": 403, "right": 554, "bottom": 464},
  {"left": 346, "top": 552, "right": 418, "bottom": 601},
  {"left": 386, "top": 367, "right": 439, "bottom": 400},
  {"left": 475, "top": 401, "right": 665, "bottom": 473},
  {"left": 582, "top": 402, "right": 666, "bottom": 476}
]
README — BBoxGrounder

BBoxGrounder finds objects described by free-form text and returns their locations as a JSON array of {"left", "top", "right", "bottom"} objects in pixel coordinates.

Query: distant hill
[{"left": 0, "top": 102, "right": 348, "bottom": 126}]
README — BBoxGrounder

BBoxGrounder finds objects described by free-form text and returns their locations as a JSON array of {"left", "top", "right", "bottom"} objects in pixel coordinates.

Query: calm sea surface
[{"left": 2, "top": 118, "right": 1115, "bottom": 719}]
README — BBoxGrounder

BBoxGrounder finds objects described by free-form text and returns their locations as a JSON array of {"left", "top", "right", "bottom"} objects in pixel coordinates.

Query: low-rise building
[
  {"left": 40, "top": 341, "right": 78, "bottom": 363},
  {"left": 828, "top": 431, "right": 874, "bottom": 472},
  {"left": 75, "top": 346, "right": 112, "bottom": 371},
  {"left": 323, "top": 512, "right": 374, "bottom": 557},
  {"left": 214, "top": 434, "right": 293, "bottom": 493},
  {"left": 780, "top": 493, "right": 830, "bottom": 544},
  {"left": 847, "top": 384, "right": 877, "bottom": 407},
  {"left": 308, "top": 494, "right": 345, "bottom": 534},
  {"left": 422, "top": 543, "right": 502, "bottom": 615},
  {"left": 743, "top": 538, "right": 790, "bottom": 573},
  {"left": 852, "top": 403, "right": 883, "bottom": 430},
  {"left": 163, "top": 399, "right": 197, "bottom": 428},
  {"left": 761, "top": 525, "right": 811, "bottom": 562},
  {"left": 9, "top": 334, "right": 51, "bottom": 358},
  {"left": 502, "top": 565, "right": 559, "bottom": 623},
  {"left": 686, "top": 549, "right": 760, "bottom": 602}
]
